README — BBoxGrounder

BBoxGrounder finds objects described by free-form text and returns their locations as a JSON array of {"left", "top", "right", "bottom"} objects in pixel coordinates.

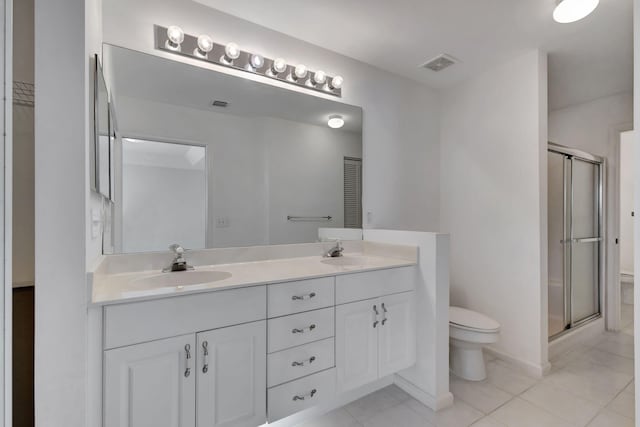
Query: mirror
[
  {"left": 93, "top": 56, "right": 111, "bottom": 199},
  {"left": 102, "top": 44, "right": 363, "bottom": 254}
]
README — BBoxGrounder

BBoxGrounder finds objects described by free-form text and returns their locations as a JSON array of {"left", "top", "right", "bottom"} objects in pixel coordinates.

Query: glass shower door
[
  {"left": 569, "top": 158, "right": 601, "bottom": 325},
  {"left": 548, "top": 144, "right": 602, "bottom": 339}
]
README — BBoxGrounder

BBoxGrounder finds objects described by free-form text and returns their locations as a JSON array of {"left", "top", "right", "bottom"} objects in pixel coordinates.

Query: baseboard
[
  {"left": 265, "top": 375, "right": 394, "bottom": 427},
  {"left": 484, "top": 347, "right": 550, "bottom": 378},
  {"left": 393, "top": 374, "right": 453, "bottom": 411}
]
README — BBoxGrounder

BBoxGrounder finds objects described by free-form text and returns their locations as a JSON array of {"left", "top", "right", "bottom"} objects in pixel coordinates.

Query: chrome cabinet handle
[
  {"left": 202, "top": 341, "right": 209, "bottom": 374},
  {"left": 381, "top": 303, "right": 388, "bottom": 325},
  {"left": 292, "top": 292, "right": 316, "bottom": 301},
  {"left": 373, "top": 304, "right": 379, "bottom": 328},
  {"left": 292, "top": 324, "right": 316, "bottom": 334},
  {"left": 293, "top": 389, "right": 317, "bottom": 401},
  {"left": 292, "top": 356, "right": 316, "bottom": 367},
  {"left": 184, "top": 344, "right": 192, "bottom": 378}
]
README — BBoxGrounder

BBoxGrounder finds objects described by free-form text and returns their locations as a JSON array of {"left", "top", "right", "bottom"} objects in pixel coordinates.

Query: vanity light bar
[{"left": 154, "top": 25, "right": 343, "bottom": 98}]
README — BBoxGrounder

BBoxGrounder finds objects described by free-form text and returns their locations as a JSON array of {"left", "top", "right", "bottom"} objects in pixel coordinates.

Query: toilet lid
[{"left": 449, "top": 306, "right": 500, "bottom": 332}]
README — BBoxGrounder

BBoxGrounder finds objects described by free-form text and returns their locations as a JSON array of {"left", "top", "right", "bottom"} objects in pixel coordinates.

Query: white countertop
[{"left": 91, "top": 253, "right": 416, "bottom": 305}]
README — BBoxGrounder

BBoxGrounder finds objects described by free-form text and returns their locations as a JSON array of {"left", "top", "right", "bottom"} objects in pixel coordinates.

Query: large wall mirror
[{"left": 102, "top": 45, "right": 363, "bottom": 254}]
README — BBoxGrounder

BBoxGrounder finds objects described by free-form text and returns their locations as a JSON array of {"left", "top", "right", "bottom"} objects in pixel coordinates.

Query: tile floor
[{"left": 297, "top": 303, "right": 636, "bottom": 427}]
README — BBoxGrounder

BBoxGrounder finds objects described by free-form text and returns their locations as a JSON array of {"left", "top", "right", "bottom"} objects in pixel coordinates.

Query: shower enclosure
[{"left": 548, "top": 143, "right": 603, "bottom": 339}]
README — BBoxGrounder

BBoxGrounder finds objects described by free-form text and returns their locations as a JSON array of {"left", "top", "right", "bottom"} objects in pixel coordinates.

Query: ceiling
[
  {"left": 104, "top": 45, "right": 363, "bottom": 133},
  {"left": 195, "top": 0, "right": 633, "bottom": 110}
]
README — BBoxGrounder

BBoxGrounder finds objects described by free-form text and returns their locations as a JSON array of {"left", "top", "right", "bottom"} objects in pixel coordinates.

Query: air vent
[
  {"left": 421, "top": 54, "right": 458, "bottom": 72},
  {"left": 212, "top": 100, "right": 229, "bottom": 108}
]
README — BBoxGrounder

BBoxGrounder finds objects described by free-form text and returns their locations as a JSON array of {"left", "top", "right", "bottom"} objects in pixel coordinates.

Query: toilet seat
[{"left": 449, "top": 306, "right": 500, "bottom": 333}]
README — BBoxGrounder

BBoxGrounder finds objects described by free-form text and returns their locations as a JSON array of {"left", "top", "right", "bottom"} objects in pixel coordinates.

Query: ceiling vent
[
  {"left": 212, "top": 100, "right": 229, "bottom": 107},
  {"left": 421, "top": 54, "right": 458, "bottom": 72}
]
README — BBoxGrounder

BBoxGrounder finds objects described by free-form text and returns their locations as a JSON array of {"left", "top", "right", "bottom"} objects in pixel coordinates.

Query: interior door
[
  {"left": 196, "top": 321, "right": 266, "bottom": 427},
  {"left": 335, "top": 298, "right": 379, "bottom": 393},
  {"left": 104, "top": 334, "right": 196, "bottom": 427}
]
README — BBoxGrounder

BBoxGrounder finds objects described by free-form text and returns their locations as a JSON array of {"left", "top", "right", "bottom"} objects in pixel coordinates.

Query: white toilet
[{"left": 449, "top": 306, "right": 500, "bottom": 381}]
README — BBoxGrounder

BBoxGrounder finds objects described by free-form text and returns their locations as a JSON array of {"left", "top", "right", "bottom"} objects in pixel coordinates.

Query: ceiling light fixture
[
  {"left": 291, "top": 64, "right": 308, "bottom": 81},
  {"left": 312, "top": 70, "right": 327, "bottom": 86},
  {"left": 553, "top": 0, "right": 599, "bottom": 23},
  {"left": 249, "top": 54, "right": 264, "bottom": 70},
  {"left": 327, "top": 115, "right": 345, "bottom": 129}
]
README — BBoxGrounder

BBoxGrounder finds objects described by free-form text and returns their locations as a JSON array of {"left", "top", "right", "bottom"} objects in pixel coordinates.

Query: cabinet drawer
[
  {"left": 104, "top": 286, "right": 266, "bottom": 349},
  {"left": 268, "top": 277, "right": 334, "bottom": 318},
  {"left": 336, "top": 267, "right": 415, "bottom": 305},
  {"left": 267, "top": 368, "right": 336, "bottom": 422},
  {"left": 267, "top": 307, "right": 334, "bottom": 353},
  {"left": 267, "top": 337, "right": 335, "bottom": 388}
]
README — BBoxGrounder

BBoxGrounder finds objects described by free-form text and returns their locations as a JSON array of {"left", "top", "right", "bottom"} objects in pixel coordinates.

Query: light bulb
[
  {"left": 553, "top": 0, "right": 599, "bottom": 23},
  {"left": 166, "top": 25, "right": 184, "bottom": 51},
  {"left": 194, "top": 34, "right": 213, "bottom": 58},
  {"left": 330, "top": 75, "right": 344, "bottom": 90},
  {"left": 293, "top": 64, "right": 308, "bottom": 80},
  {"left": 313, "top": 70, "right": 327, "bottom": 85},
  {"left": 222, "top": 42, "right": 240, "bottom": 64},
  {"left": 327, "top": 115, "right": 345, "bottom": 129},
  {"left": 250, "top": 54, "right": 264, "bottom": 70},
  {"left": 271, "top": 58, "right": 287, "bottom": 75}
]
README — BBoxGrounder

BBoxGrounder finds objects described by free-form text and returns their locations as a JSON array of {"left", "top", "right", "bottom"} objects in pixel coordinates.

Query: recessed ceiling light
[
  {"left": 553, "top": 0, "right": 599, "bottom": 23},
  {"left": 328, "top": 115, "right": 344, "bottom": 129}
]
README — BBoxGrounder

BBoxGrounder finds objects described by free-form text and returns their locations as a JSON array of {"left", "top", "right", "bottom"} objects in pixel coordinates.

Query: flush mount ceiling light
[
  {"left": 327, "top": 115, "right": 345, "bottom": 129},
  {"left": 553, "top": 0, "right": 599, "bottom": 23},
  {"left": 154, "top": 25, "right": 343, "bottom": 97}
]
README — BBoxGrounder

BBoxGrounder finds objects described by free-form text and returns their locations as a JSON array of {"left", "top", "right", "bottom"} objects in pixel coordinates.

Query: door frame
[{"left": 608, "top": 123, "right": 634, "bottom": 331}]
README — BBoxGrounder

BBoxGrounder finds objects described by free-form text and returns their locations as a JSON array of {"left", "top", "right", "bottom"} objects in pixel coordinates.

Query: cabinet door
[
  {"left": 378, "top": 292, "right": 416, "bottom": 377},
  {"left": 335, "top": 298, "right": 379, "bottom": 393},
  {"left": 104, "top": 334, "right": 196, "bottom": 427},
  {"left": 196, "top": 321, "right": 266, "bottom": 427}
]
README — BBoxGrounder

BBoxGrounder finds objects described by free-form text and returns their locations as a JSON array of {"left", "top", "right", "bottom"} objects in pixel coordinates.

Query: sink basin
[
  {"left": 321, "top": 256, "right": 366, "bottom": 267},
  {"left": 131, "top": 270, "right": 232, "bottom": 289}
]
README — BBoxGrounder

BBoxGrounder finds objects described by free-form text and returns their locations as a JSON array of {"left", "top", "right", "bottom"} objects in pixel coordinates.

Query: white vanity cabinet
[{"left": 99, "top": 265, "right": 417, "bottom": 427}]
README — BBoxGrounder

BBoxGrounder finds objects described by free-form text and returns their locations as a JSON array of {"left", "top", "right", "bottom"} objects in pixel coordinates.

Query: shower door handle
[
  {"left": 573, "top": 237, "right": 602, "bottom": 243},
  {"left": 561, "top": 237, "right": 602, "bottom": 244}
]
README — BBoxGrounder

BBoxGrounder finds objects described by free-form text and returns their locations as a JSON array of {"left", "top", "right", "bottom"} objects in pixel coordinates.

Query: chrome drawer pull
[
  {"left": 373, "top": 305, "right": 379, "bottom": 328},
  {"left": 184, "top": 344, "right": 192, "bottom": 378},
  {"left": 291, "top": 356, "right": 316, "bottom": 367},
  {"left": 202, "top": 341, "right": 209, "bottom": 374},
  {"left": 381, "top": 303, "right": 388, "bottom": 325},
  {"left": 292, "top": 292, "right": 316, "bottom": 301},
  {"left": 292, "top": 324, "right": 316, "bottom": 334},
  {"left": 293, "top": 389, "right": 317, "bottom": 401}
]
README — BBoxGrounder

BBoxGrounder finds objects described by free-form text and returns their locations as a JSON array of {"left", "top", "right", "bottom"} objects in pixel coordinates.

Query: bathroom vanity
[{"left": 90, "top": 245, "right": 418, "bottom": 427}]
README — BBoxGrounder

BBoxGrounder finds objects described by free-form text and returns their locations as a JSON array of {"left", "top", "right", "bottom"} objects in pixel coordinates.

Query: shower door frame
[{"left": 548, "top": 142, "right": 605, "bottom": 340}]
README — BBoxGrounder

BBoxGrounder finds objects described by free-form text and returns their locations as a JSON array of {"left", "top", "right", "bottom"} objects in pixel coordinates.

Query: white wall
[
  {"left": 102, "top": 0, "right": 441, "bottom": 233},
  {"left": 115, "top": 96, "right": 361, "bottom": 250},
  {"left": 34, "top": 0, "right": 103, "bottom": 426},
  {"left": 620, "top": 131, "right": 634, "bottom": 275},
  {"left": 440, "top": 50, "right": 549, "bottom": 375},
  {"left": 634, "top": 0, "right": 640, "bottom": 415}
]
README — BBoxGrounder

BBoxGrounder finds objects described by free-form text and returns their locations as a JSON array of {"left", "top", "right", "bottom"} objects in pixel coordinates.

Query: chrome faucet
[
  {"left": 163, "top": 244, "right": 194, "bottom": 272},
  {"left": 324, "top": 239, "right": 344, "bottom": 258}
]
